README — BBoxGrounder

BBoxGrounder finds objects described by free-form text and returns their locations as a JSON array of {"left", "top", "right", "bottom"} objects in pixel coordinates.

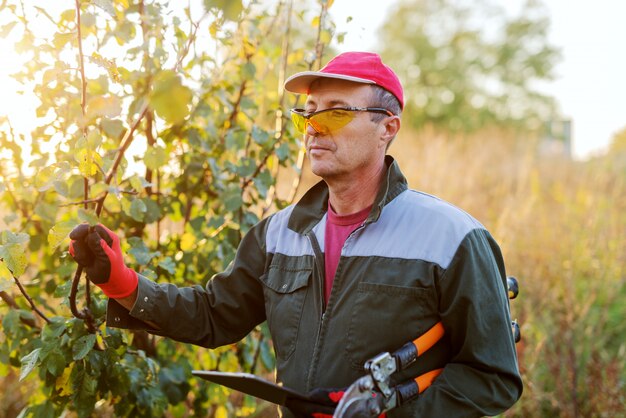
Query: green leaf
[
  {"left": 251, "top": 126, "right": 270, "bottom": 145},
  {"left": 101, "top": 119, "right": 124, "bottom": 138},
  {"left": 0, "top": 244, "right": 27, "bottom": 277},
  {"left": 149, "top": 70, "right": 192, "bottom": 125},
  {"left": 128, "top": 237, "right": 159, "bottom": 265},
  {"left": 42, "top": 318, "right": 68, "bottom": 340},
  {"left": 129, "top": 175, "right": 145, "bottom": 193},
  {"left": 78, "top": 209, "right": 100, "bottom": 225},
  {"left": 45, "top": 350, "right": 67, "bottom": 377},
  {"left": 241, "top": 62, "right": 256, "bottom": 79},
  {"left": 144, "top": 146, "right": 168, "bottom": 170},
  {"left": 1, "top": 231, "right": 30, "bottom": 245},
  {"left": 223, "top": 187, "right": 243, "bottom": 212},
  {"left": 72, "top": 334, "right": 96, "bottom": 360},
  {"left": 158, "top": 257, "right": 176, "bottom": 274},
  {"left": 48, "top": 221, "right": 77, "bottom": 250},
  {"left": 205, "top": 0, "right": 243, "bottom": 21},
  {"left": 20, "top": 348, "right": 42, "bottom": 381},
  {"left": 275, "top": 142, "right": 291, "bottom": 162},
  {"left": 129, "top": 199, "right": 147, "bottom": 222},
  {"left": 92, "top": 0, "right": 116, "bottom": 18}
]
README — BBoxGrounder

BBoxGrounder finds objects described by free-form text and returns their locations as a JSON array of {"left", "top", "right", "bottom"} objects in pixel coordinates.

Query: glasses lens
[
  {"left": 291, "top": 111, "right": 307, "bottom": 133},
  {"left": 290, "top": 108, "right": 357, "bottom": 134},
  {"left": 310, "top": 109, "right": 355, "bottom": 134}
]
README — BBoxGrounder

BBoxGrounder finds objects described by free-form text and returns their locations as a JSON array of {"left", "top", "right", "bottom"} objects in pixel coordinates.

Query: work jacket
[{"left": 107, "top": 156, "right": 523, "bottom": 417}]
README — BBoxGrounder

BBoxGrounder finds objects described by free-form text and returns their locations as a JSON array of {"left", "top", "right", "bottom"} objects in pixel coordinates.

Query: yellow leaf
[
  {"left": 75, "top": 149, "right": 103, "bottom": 177},
  {"left": 48, "top": 221, "right": 76, "bottom": 250},
  {"left": 180, "top": 232, "right": 195, "bottom": 252},
  {"left": 242, "top": 37, "right": 255, "bottom": 58},
  {"left": 311, "top": 16, "right": 320, "bottom": 27},
  {"left": 209, "top": 21, "right": 219, "bottom": 38},
  {"left": 215, "top": 405, "right": 228, "bottom": 418},
  {"left": 86, "top": 95, "right": 122, "bottom": 119},
  {"left": 149, "top": 71, "right": 192, "bottom": 125},
  {"left": 55, "top": 367, "right": 72, "bottom": 397},
  {"left": 0, "top": 244, "right": 27, "bottom": 277},
  {"left": 0, "top": 262, "right": 14, "bottom": 292}
]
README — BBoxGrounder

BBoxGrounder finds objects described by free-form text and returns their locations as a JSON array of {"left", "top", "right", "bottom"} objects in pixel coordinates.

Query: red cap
[{"left": 284, "top": 52, "right": 404, "bottom": 109}]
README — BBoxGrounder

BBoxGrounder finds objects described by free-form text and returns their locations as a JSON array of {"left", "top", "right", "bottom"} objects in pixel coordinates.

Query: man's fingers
[
  {"left": 99, "top": 239, "right": 116, "bottom": 259},
  {"left": 69, "top": 240, "right": 94, "bottom": 266},
  {"left": 94, "top": 224, "right": 114, "bottom": 247},
  {"left": 69, "top": 223, "right": 90, "bottom": 240},
  {"left": 86, "top": 229, "right": 109, "bottom": 256}
]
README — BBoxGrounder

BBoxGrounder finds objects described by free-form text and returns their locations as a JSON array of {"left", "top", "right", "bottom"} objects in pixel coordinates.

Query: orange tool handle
[
  {"left": 413, "top": 321, "right": 445, "bottom": 357},
  {"left": 393, "top": 321, "right": 445, "bottom": 373},
  {"left": 395, "top": 368, "right": 444, "bottom": 405},
  {"left": 415, "top": 368, "right": 444, "bottom": 394}
]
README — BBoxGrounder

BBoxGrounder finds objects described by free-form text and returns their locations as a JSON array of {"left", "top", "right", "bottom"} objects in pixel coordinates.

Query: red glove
[
  {"left": 286, "top": 387, "right": 386, "bottom": 418},
  {"left": 69, "top": 224, "right": 138, "bottom": 299},
  {"left": 285, "top": 387, "right": 345, "bottom": 418}
]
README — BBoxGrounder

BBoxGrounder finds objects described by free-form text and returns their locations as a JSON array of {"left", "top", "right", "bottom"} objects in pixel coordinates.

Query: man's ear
[{"left": 380, "top": 115, "right": 401, "bottom": 148}]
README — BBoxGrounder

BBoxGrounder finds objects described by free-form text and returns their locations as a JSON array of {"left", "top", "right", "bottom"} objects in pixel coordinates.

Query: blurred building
[{"left": 540, "top": 119, "right": 572, "bottom": 159}]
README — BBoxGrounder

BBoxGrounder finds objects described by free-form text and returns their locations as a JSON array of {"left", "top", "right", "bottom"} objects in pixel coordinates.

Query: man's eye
[{"left": 330, "top": 110, "right": 350, "bottom": 118}]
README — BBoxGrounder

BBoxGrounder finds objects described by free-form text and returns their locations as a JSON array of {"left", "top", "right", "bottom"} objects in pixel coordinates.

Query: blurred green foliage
[{"left": 379, "top": 0, "right": 561, "bottom": 133}]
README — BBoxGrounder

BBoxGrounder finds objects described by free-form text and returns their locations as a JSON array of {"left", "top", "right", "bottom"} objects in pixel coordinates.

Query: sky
[{"left": 329, "top": 0, "right": 626, "bottom": 159}]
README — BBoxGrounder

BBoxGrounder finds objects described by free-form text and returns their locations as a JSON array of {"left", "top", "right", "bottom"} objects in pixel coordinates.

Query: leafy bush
[{"left": 0, "top": 0, "right": 341, "bottom": 416}]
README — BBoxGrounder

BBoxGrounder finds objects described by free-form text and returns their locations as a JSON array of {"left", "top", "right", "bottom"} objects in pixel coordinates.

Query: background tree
[{"left": 378, "top": 0, "right": 561, "bottom": 133}]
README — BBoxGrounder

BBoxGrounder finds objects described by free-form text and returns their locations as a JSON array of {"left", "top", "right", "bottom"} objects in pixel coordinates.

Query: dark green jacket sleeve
[
  {"left": 403, "top": 228, "right": 523, "bottom": 417},
  {"left": 106, "top": 219, "right": 269, "bottom": 348}
]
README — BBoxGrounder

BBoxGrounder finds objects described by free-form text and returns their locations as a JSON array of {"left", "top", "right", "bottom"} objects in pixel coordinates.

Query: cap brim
[{"left": 284, "top": 71, "right": 376, "bottom": 95}]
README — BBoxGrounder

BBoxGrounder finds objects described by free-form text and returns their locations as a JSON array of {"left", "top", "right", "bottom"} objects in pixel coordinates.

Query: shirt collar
[{"left": 287, "top": 155, "right": 408, "bottom": 234}]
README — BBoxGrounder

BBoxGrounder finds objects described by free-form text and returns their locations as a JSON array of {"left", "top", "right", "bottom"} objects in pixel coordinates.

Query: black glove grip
[
  {"left": 393, "top": 341, "right": 418, "bottom": 371},
  {"left": 396, "top": 380, "right": 419, "bottom": 406},
  {"left": 91, "top": 225, "right": 113, "bottom": 247}
]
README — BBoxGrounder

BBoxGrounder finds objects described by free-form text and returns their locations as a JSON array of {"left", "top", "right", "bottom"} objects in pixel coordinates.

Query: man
[{"left": 69, "top": 52, "right": 522, "bottom": 417}]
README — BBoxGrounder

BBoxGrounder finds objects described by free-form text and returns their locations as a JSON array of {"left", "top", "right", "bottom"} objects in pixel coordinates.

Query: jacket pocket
[
  {"left": 259, "top": 265, "right": 311, "bottom": 360},
  {"left": 345, "top": 282, "right": 436, "bottom": 370}
]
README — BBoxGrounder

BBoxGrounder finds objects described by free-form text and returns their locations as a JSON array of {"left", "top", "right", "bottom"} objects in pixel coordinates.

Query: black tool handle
[
  {"left": 393, "top": 341, "right": 418, "bottom": 371},
  {"left": 395, "top": 380, "right": 420, "bottom": 406}
]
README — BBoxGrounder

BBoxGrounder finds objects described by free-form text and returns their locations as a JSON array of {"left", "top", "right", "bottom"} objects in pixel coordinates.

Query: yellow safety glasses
[{"left": 290, "top": 107, "right": 394, "bottom": 134}]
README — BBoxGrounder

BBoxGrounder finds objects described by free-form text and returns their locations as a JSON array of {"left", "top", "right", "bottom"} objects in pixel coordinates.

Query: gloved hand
[
  {"left": 285, "top": 387, "right": 345, "bottom": 418},
  {"left": 69, "top": 223, "right": 138, "bottom": 299},
  {"left": 286, "top": 386, "right": 388, "bottom": 418}
]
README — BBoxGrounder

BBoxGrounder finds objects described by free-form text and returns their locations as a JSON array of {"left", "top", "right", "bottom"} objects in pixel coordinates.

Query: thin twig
[
  {"left": 98, "top": 103, "right": 150, "bottom": 216},
  {"left": 59, "top": 196, "right": 106, "bottom": 207},
  {"left": 12, "top": 276, "right": 51, "bottom": 324}
]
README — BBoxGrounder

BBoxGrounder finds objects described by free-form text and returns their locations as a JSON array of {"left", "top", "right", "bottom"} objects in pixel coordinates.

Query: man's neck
[{"left": 326, "top": 161, "right": 386, "bottom": 215}]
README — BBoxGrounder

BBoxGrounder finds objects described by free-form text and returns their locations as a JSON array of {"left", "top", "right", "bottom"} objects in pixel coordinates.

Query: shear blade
[{"left": 334, "top": 376, "right": 384, "bottom": 418}]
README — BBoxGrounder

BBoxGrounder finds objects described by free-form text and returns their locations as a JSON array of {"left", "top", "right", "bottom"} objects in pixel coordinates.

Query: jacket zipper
[
  {"left": 305, "top": 230, "right": 327, "bottom": 390},
  {"left": 304, "top": 222, "right": 368, "bottom": 389}
]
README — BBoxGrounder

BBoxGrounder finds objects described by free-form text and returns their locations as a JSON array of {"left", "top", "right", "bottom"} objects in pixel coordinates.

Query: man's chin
[{"left": 309, "top": 162, "right": 333, "bottom": 179}]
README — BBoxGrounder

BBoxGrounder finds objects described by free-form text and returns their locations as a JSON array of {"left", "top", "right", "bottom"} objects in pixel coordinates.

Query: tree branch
[
  {"left": 12, "top": 276, "right": 50, "bottom": 324},
  {"left": 0, "top": 290, "right": 39, "bottom": 328}
]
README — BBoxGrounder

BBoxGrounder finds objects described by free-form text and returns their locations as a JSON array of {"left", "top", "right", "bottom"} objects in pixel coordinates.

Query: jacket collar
[{"left": 288, "top": 155, "right": 408, "bottom": 234}]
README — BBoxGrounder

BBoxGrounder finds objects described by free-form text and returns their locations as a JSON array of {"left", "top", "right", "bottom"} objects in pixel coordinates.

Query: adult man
[{"left": 69, "top": 52, "right": 522, "bottom": 417}]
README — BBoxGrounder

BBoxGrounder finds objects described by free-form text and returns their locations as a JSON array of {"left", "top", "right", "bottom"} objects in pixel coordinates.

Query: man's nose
[{"left": 306, "top": 122, "right": 320, "bottom": 136}]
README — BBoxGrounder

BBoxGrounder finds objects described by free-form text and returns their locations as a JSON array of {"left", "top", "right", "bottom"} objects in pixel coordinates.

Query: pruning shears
[
  {"left": 333, "top": 321, "right": 445, "bottom": 417},
  {"left": 334, "top": 276, "right": 522, "bottom": 417}
]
